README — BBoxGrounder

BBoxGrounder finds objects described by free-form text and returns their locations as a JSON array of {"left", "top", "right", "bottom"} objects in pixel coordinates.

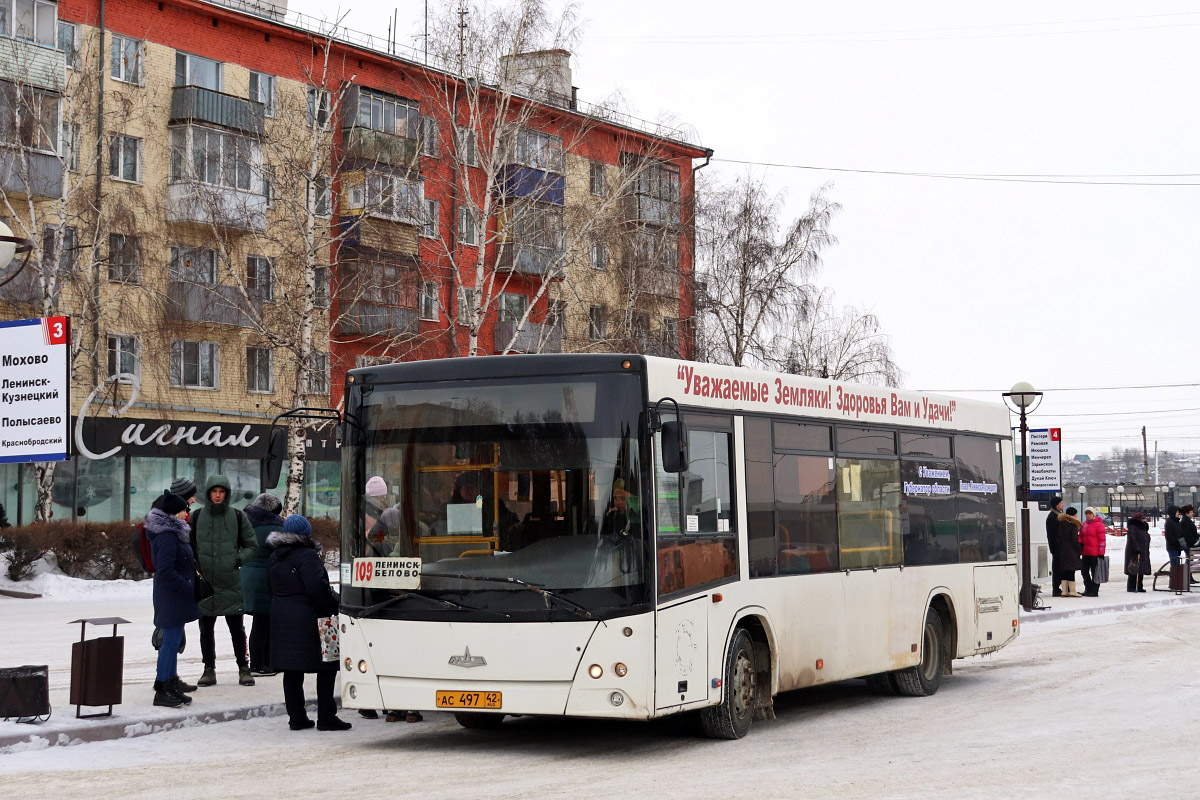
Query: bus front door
[{"left": 654, "top": 595, "right": 709, "bottom": 710}]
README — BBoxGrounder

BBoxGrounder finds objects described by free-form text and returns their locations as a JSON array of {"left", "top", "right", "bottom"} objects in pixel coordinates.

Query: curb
[
  {"left": 0, "top": 700, "right": 296, "bottom": 754},
  {"left": 1022, "top": 592, "right": 1200, "bottom": 624}
]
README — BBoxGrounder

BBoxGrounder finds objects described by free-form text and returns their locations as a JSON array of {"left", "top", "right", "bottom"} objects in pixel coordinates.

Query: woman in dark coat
[
  {"left": 1165, "top": 505, "right": 1183, "bottom": 566},
  {"left": 147, "top": 491, "right": 201, "bottom": 707},
  {"left": 1125, "top": 513, "right": 1151, "bottom": 593},
  {"left": 268, "top": 514, "right": 350, "bottom": 731},
  {"left": 1055, "top": 507, "right": 1084, "bottom": 597},
  {"left": 242, "top": 493, "right": 284, "bottom": 675}
]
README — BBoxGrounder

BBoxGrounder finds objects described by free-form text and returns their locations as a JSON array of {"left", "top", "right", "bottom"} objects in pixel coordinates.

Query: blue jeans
[
  {"left": 1169, "top": 551, "right": 1183, "bottom": 566},
  {"left": 156, "top": 625, "right": 185, "bottom": 683}
]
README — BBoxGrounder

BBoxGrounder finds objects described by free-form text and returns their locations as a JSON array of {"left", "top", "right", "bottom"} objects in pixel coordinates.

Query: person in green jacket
[{"left": 190, "top": 474, "right": 257, "bottom": 687}]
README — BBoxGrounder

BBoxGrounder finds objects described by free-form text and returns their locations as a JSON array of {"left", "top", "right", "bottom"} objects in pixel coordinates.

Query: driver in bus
[{"left": 601, "top": 479, "right": 634, "bottom": 537}]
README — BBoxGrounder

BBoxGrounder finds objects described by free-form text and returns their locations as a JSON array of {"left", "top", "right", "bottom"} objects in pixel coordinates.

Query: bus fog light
[
  {"left": 609, "top": 691, "right": 624, "bottom": 706},
  {"left": 588, "top": 664, "right": 603, "bottom": 679},
  {"left": 348, "top": 684, "right": 357, "bottom": 699},
  {"left": 614, "top": 662, "right": 628, "bottom": 677},
  {"left": 344, "top": 658, "right": 352, "bottom": 671},
  {"left": 357, "top": 660, "right": 369, "bottom": 673}
]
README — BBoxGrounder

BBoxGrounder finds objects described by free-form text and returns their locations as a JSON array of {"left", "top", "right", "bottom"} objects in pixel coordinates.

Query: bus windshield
[{"left": 341, "top": 373, "right": 649, "bottom": 620}]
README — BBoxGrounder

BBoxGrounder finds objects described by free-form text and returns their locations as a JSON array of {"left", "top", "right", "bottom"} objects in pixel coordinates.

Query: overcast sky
[{"left": 289, "top": 0, "right": 1199, "bottom": 460}]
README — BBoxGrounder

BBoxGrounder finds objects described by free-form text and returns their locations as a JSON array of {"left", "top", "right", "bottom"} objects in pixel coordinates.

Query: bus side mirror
[
  {"left": 661, "top": 420, "right": 689, "bottom": 473},
  {"left": 262, "top": 427, "right": 287, "bottom": 491}
]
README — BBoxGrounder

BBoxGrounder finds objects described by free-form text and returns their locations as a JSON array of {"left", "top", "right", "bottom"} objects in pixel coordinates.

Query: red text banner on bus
[{"left": 650, "top": 360, "right": 1004, "bottom": 434}]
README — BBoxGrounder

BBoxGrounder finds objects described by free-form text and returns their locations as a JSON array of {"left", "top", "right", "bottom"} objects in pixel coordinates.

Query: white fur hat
[{"left": 365, "top": 476, "right": 387, "bottom": 497}]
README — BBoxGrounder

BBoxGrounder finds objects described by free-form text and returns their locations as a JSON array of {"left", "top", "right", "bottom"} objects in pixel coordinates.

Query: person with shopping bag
[
  {"left": 1125, "top": 513, "right": 1151, "bottom": 592},
  {"left": 268, "top": 514, "right": 350, "bottom": 732},
  {"left": 1080, "top": 507, "right": 1107, "bottom": 597}
]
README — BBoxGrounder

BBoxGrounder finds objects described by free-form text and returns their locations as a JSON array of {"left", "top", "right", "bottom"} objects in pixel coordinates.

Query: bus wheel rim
[
  {"left": 920, "top": 622, "right": 938, "bottom": 681},
  {"left": 733, "top": 649, "right": 754, "bottom": 719}
]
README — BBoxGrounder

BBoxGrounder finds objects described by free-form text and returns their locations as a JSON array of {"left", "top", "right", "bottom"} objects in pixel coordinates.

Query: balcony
[
  {"left": 636, "top": 267, "right": 679, "bottom": 298},
  {"left": 0, "top": 38, "right": 65, "bottom": 90},
  {"left": 498, "top": 165, "right": 564, "bottom": 204},
  {"left": 497, "top": 243, "right": 565, "bottom": 279},
  {"left": 166, "top": 182, "right": 267, "bottom": 233},
  {"left": 170, "top": 86, "right": 264, "bottom": 135},
  {"left": 622, "top": 192, "right": 679, "bottom": 227},
  {"left": 0, "top": 147, "right": 62, "bottom": 198},
  {"left": 343, "top": 126, "right": 418, "bottom": 170},
  {"left": 339, "top": 303, "right": 418, "bottom": 337},
  {"left": 494, "top": 320, "right": 562, "bottom": 354},
  {"left": 167, "top": 281, "right": 259, "bottom": 327}
]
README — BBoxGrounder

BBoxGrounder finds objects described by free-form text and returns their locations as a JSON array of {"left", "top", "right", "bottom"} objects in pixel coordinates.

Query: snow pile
[{"left": 0, "top": 552, "right": 149, "bottom": 600}]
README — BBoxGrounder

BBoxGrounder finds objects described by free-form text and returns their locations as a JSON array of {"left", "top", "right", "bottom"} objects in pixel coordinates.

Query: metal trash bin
[
  {"left": 68, "top": 618, "right": 130, "bottom": 719},
  {"left": 0, "top": 665, "right": 50, "bottom": 723}
]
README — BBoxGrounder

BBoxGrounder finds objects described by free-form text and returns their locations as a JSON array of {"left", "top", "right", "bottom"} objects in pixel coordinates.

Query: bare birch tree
[{"left": 773, "top": 288, "right": 903, "bottom": 387}]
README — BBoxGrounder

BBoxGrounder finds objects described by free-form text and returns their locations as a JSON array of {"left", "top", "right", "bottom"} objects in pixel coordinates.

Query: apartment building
[{"left": 0, "top": 0, "right": 710, "bottom": 525}]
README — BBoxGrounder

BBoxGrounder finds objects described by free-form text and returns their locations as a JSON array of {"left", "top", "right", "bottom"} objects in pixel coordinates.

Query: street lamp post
[
  {"left": 1169, "top": 481, "right": 1177, "bottom": 508},
  {"left": 1116, "top": 484, "right": 1125, "bottom": 531},
  {"left": 1003, "top": 381, "right": 1043, "bottom": 612},
  {"left": 0, "top": 219, "right": 34, "bottom": 290},
  {"left": 1078, "top": 485, "right": 1087, "bottom": 514}
]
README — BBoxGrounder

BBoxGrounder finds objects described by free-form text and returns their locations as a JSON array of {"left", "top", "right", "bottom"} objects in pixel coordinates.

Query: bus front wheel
[
  {"left": 893, "top": 607, "right": 945, "bottom": 697},
  {"left": 455, "top": 712, "right": 505, "bottom": 729},
  {"left": 700, "top": 629, "right": 756, "bottom": 740}
]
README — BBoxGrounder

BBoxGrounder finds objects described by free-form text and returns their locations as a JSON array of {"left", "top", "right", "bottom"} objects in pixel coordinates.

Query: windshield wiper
[
  {"left": 344, "top": 591, "right": 510, "bottom": 619},
  {"left": 421, "top": 573, "right": 595, "bottom": 620}
]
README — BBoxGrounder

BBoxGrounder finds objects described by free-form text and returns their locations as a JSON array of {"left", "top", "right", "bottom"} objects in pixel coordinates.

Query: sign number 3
[{"left": 45, "top": 316, "right": 68, "bottom": 345}]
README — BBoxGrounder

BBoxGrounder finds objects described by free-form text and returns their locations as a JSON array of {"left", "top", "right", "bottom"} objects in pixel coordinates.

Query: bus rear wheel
[
  {"left": 893, "top": 607, "right": 945, "bottom": 697},
  {"left": 455, "top": 712, "right": 505, "bottom": 729},
  {"left": 700, "top": 629, "right": 756, "bottom": 740}
]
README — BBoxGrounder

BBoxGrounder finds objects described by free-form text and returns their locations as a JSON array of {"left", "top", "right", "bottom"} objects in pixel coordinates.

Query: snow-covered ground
[{"left": 0, "top": 517, "right": 1194, "bottom": 798}]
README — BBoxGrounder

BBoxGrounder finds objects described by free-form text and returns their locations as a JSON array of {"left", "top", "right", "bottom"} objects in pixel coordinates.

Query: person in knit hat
[
  {"left": 1045, "top": 496, "right": 1064, "bottom": 596},
  {"left": 145, "top": 490, "right": 200, "bottom": 707},
  {"left": 242, "top": 493, "right": 284, "bottom": 675},
  {"left": 151, "top": 476, "right": 198, "bottom": 512},
  {"left": 268, "top": 514, "right": 350, "bottom": 731}
]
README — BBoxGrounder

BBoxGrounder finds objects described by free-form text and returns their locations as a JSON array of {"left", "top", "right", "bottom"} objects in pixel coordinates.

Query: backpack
[{"left": 132, "top": 520, "right": 156, "bottom": 574}]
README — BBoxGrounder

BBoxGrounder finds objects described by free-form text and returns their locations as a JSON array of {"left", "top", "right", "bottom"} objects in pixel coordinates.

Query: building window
[
  {"left": 106, "top": 334, "right": 139, "bottom": 382},
  {"left": 549, "top": 299, "right": 567, "bottom": 335},
  {"left": 42, "top": 224, "right": 76, "bottom": 274},
  {"left": 457, "top": 287, "right": 476, "bottom": 325},
  {"left": 421, "top": 116, "right": 438, "bottom": 157},
  {"left": 0, "top": 87, "right": 59, "bottom": 152},
  {"left": 108, "top": 134, "right": 141, "bottom": 183},
  {"left": 248, "top": 71, "right": 275, "bottom": 117},
  {"left": 632, "top": 313, "right": 650, "bottom": 340},
  {"left": 307, "top": 87, "right": 330, "bottom": 128},
  {"left": 663, "top": 317, "right": 679, "bottom": 354},
  {"left": 110, "top": 35, "right": 144, "bottom": 85},
  {"left": 590, "top": 239, "right": 606, "bottom": 270},
  {"left": 512, "top": 128, "right": 563, "bottom": 173},
  {"left": 422, "top": 198, "right": 438, "bottom": 238},
  {"left": 60, "top": 120, "right": 79, "bottom": 170},
  {"left": 356, "top": 89, "right": 418, "bottom": 138},
  {"left": 455, "top": 126, "right": 477, "bottom": 167},
  {"left": 308, "top": 175, "right": 331, "bottom": 217},
  {"left": 499, "top": 292, "right": 526, "bottom": 323},
  {"left": 175, "top": 52, "right": 222, "bottom": 91},
  {"left": 169, "top": 126, "right": 261, "bottom": 193},
  {"left": 589, "top": 161, "right": 606, "bottom": 195},
  {"left": 307, "top": 352, "right": 329, "bottom": 395},
  {"left": 57, "top": 20, "right": 79, "bottom": 69},
  {"left": 588, "top": 305, "right": 607, "bottom": 341},
  {"left": 419, "top": 280, "right": 438, "bottom": 320},
  {"left": 457, "top": 206, "right": 477, "bottom": 245},
  {"left": 247, "top": 255, "right": 273, "bottom": 301},
  {"left": 107, "top": 234, "right": 139, "bottom": 283},
  {"left": 13, "top": 0, "right": 55, "bottom": 46},
  {"left": 365, "top": 172, "right": 423, "bottom": 224},
  {"left": 246, "top": 346, "right": 273, "bottom": 393},
  {"left": 313, "top": 266, "right": 330, "bottom": 309},
  {"left": 169, "top": 245, "right": 217, "bottom": 285},
  {"left": 170, "top": 340, "right": 219, "bottom": 389}
]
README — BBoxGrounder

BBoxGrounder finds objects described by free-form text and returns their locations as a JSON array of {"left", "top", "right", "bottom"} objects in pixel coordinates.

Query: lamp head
[
  {"left": 0, "top": 220, "right": 16, "bottom": 270},
  {"left": 1006, "top": 381, "right": 1040, "bottom": 409}
]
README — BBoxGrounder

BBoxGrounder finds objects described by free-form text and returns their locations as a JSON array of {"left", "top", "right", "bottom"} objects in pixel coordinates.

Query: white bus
[{"left": 337, "top": 354, "right": 1019, "bottom": 738}]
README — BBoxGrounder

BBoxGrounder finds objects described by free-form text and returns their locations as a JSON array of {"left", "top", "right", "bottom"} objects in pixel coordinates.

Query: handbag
[
  {"left": 1125, "top": 555, "right": 1140, "bottom": 577},
  {"left": 317, "top": 615, "right": 340, "bottom": 662},
  {"left": 194, "top": 565, "right": 215, "bottom": 602},
  {"left": 1093, "top": 554, "right": 1110, "bottom": 584},
  {"left": 151, "top": 626, "right": 187, "bottom": 654}
]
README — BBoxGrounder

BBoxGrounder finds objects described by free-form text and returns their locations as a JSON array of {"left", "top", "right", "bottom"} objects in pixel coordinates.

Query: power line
[
  {"left": 917, "top": 382, "right": 1200, "bottom": 393},
  {"left": 713, "top": 158, "right": 1200, "bottom": 186},
  {"left": 1039, "top": 406, "right": 1200, "bottom": 418}
]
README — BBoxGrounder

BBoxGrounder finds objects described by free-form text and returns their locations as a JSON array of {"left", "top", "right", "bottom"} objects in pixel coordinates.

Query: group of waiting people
[
  {"left": 143, "top": 475, "right": 351, "bottom": 731},
  {"left": 1046, "top": 497, "right": 1113, "bottom": 597}
]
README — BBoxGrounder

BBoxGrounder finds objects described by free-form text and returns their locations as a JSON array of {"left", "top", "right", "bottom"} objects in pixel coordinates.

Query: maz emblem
[{"left": 448, "top": 647, "right": 487, "bottom": 668}]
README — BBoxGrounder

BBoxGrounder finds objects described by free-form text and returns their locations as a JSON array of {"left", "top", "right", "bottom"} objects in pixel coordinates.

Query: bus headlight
[
  {"left": 357, "top": 660, "right": 369, "bottom": 673},
  {"left": 609, "top": 691, "right": 624, "bottom": 706},
  {"left": 588, "top": 664, "right": 603, "bottom": 679},
  {"left": 613, "top": 662, "right": 628, "bottom": 677},
  {"left": 344, "top": 658, "right": 352, "bottom": 671}
]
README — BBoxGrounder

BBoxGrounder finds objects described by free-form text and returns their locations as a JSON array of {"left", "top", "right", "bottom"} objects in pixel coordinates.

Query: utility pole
[
  {"left": 458, "top": 2, "right": 467, "bottom": 75},
  {"left": 1143, "top": 425, "right": 1149, "bottom": 485}
]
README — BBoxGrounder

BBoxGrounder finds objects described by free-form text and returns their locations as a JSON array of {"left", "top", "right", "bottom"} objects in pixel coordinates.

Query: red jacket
[{"left": 1080, "top": 516, "right": 1107, "bottom": 556}]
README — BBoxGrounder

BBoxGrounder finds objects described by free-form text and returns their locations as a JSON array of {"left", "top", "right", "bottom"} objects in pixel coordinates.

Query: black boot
[
  {"left": 317, "top": 716, "right": 352, "bottom": 731},
  {"left": 171, "top": 676, "right": 197, "bottom": 694},
  {"left": 154, "top": 680, "right": 184, "bottom": 708}
]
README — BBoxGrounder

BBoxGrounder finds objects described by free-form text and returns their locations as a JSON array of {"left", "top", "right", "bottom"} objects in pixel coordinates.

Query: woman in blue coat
[
  {"left": 147, "top": 491, "right": 201, "bottom": 707},
  {"left": 268, "top": 515, "right": 350, "bottom": 731}
]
